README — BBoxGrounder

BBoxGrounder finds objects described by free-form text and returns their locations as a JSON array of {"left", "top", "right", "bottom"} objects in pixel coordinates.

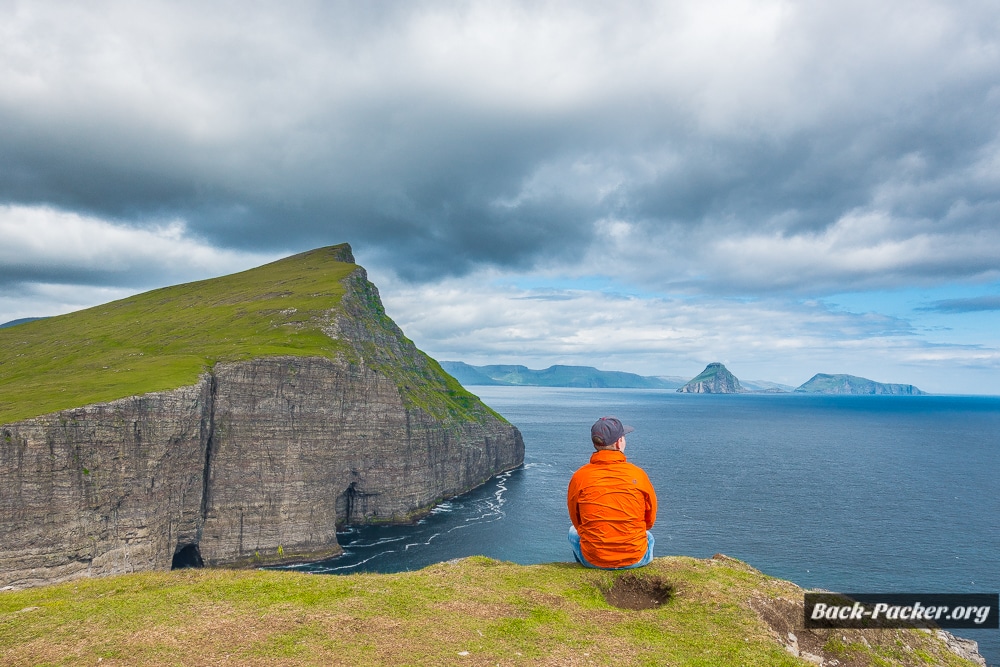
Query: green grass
[
  {"left": 0, "top": 557, "right": 783, "bottom": 666},
  {"left": 0, "top": 556, "right": 977, "bottom": 666},
  {"left": 0, "top": 245, "right": 355, "bottom": 423},
  {"left": 0, "top": 244, "right": 495, "bottom": 425}
]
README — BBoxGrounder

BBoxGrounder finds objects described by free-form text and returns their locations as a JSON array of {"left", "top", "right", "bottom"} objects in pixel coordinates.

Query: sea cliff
[{"left": 0, "top": 245, "right": 523, "bottom": 589}]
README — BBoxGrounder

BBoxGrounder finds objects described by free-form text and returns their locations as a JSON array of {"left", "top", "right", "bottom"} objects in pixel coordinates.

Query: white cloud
[
  {"left": 367, "top": 258, "right": 1000, "bottom": 394},
  {"left": 0, "top": 282, "right": 136, "bottom": 325},
  {"left": 374, "top": 268, "right": 968, "bottom": 383},
  {"left": 2, "top": 1, "right": 1000, "bottom": 393},
  {"left": 0, "top": 205, "right": 283, "bottom": 324},
  {"left": 576, "top": 205, "right": 1000, "bottom": 296},
  {"left": 1, "top": 2, "right": 998, "bottom": 284},
  {"left": 709, "top": 212, "right": 1000, "bottom": 290},
  {"left": 0, "top": 205, "right": 281, "bottom": 283},
  {"left": 4, "top": 1, "right": 992, "bottom": 151}
]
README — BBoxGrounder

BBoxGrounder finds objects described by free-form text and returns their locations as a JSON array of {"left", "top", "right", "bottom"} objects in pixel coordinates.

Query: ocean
[{"left": 285, "top": 388, "right": 1000, "bottom": 665}]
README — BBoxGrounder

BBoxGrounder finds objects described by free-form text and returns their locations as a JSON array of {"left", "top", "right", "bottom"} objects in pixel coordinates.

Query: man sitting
[{"left": 567, "top": 416, "right": 657, "bottom": 569}]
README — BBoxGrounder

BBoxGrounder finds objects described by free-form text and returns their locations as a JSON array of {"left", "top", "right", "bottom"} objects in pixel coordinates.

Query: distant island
[
  {"left": 795, "top": 373, "right": 927, "bottom": 395},
  {"left": 440, "top": 362, "right": 687, "bottom": 389},
  {"left": 676, "top": 362, "right": 745, "bottom": 393},
  {"left": 444, "top": 361, "right": 926, "bottom": 396}
]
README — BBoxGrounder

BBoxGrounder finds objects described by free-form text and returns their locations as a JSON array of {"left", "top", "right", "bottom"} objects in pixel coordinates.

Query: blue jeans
[{"left": 568, "top": 525, "right": 655, "bottom": 569}]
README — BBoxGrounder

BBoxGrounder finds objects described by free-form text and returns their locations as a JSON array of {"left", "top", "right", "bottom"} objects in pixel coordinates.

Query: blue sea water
[{"left": 287, "top": 388, "right": 1000, "bottom": 664}]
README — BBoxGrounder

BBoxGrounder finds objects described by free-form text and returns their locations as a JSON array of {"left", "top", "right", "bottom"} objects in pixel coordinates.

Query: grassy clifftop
[
  {"left": 0, "top": 243, "right": 486, "bottom": 425},
  {"left": 0, "top": 556, "right": 979, "bottom": 666},
  {"left": 0, "top": 245, "right": 356, "bottom": 423}
]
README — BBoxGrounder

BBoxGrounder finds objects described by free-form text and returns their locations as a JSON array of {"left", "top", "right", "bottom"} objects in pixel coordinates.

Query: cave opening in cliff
[{"left": 171, "top": 543, "right": 204, "bottom": 569}]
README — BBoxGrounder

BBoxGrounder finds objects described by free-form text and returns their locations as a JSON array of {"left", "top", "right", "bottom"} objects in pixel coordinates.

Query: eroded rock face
[
  {"left": 0, "top": 266, "right": 524, "bottom": 589},
  {"left": 0, "top": 382, "right": 213, "bottom": 588},
  {"left": 199, "top": 356, "right": 523, "bottom": 568},
  {"left": 0, "top": 356, "right": 523, "bottom": 588}
]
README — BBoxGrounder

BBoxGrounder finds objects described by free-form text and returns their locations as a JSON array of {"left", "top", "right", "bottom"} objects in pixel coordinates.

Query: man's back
[{"left": 568, "top": 448, "right": 656, "bottom": 569}]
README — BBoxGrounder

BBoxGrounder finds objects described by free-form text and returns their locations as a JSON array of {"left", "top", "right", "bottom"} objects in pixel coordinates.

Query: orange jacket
[{"left": 567, "top": 449, "right": 657, "bottom": 569}]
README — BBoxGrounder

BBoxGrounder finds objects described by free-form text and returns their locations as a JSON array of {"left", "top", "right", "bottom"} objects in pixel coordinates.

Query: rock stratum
[{"left": 0, "top": 244, "right": 523, "bottom": 589}]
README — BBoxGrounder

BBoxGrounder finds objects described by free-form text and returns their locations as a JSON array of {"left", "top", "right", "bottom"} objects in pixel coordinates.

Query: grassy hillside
[
  {"left": 0, "top": 556, "right": 977, "bottom": 666},
  {"left": 0, "top": 245, "right": 359, "bottom": 424}
]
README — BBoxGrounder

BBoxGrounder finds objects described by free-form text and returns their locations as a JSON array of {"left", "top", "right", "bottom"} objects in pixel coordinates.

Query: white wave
[
  {"left": 311, "top": 550, "right": 395, "bottom": 572},
  {"left": 404, "top": 532, "right": 442, "bottom": 549},
  {"left": 343, "top": 536, "right": 408, "bottom": 548}
]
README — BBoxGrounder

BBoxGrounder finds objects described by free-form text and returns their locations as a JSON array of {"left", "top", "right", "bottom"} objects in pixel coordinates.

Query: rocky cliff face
[
  {"left": 677, "top": 362, "right": 746, "bottom": 393},
  {"left": 0, "top": 250, "right": 523, "bottom": 589}
]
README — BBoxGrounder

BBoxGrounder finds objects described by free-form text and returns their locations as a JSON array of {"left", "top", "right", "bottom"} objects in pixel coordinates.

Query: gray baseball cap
[{"left": 591, "top": 416, "right": 634, "bottom": 446}]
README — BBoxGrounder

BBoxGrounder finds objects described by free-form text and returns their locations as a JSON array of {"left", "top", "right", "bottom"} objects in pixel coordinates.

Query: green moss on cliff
[
  {"left": 334, "top": 264, "right": 505, "bottom": 424},
  {"left": 0, "top": 244, "right": 493, "bottom": 425}
]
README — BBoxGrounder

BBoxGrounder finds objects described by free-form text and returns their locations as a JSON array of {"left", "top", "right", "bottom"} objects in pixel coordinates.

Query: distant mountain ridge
[
  {"left": 440, "top": 362, "right": 686, "bottom": 389},
  {"left": 443, "top": 361, "right": 925, "bottom": 395},
  {"left": 0, "top": 317, "right": 47, "bottom": 329}
]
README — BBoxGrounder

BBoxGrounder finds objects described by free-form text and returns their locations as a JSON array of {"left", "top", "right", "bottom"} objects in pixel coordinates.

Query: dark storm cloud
[{"left": 2, "top": 0, "right": 1000, "bottom": 292}]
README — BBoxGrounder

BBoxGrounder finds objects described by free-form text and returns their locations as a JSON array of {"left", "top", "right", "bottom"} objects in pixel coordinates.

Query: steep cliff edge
[{"left": 0, "top": 244, "right": 523, "bottom": 588}]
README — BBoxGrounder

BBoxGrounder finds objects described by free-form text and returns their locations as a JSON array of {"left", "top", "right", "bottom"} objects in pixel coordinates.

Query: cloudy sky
[{"left": 2, "top": 0, "right": 1000, "bottom": 394}]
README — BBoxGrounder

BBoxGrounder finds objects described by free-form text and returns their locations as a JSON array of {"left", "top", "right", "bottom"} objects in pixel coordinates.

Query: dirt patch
[
  {"left": 602, "top": 573, "right": 673, "bottom": 611},
  {"left": 751, "top": 595, "right": 834, "bottom": 662},
  {"left": 749, "top": 593, "right": 985, "bottom": 667}
]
